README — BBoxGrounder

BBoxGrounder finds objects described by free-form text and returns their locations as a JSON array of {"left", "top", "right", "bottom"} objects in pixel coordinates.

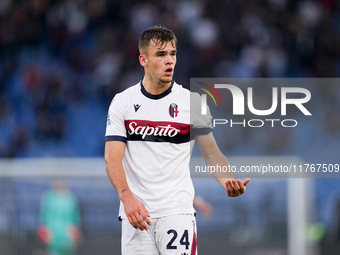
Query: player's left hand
[
  {"left": 225, "top": 178, "right": 250, "bottom": 197},
  {"left": 67, "top": 224, "right": 81, "bottom": 242}
]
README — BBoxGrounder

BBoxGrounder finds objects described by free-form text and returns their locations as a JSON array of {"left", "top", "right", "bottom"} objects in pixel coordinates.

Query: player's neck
[{"left": 142, "top": 77, "right": 172, "bottom": 95}]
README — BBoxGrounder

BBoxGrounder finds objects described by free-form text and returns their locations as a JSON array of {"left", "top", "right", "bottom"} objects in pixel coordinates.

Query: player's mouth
[{"left": 165, "top": 67, "right": 173, "bottom": 76}]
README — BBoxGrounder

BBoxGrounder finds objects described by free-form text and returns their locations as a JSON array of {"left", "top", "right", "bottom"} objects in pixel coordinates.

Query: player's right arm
[{"left": 105, "top": 141, "right": 151, "bottom": 231}]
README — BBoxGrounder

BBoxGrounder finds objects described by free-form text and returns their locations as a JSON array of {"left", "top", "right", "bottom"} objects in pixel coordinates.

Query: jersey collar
[{"left": 140, "top": 80, "right": 174, "bottom": 100}]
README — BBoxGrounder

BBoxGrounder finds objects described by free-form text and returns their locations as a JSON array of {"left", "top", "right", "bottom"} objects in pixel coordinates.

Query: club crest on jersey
[{"left": 169, "top": 103, "right": 179, "bottom": 118}]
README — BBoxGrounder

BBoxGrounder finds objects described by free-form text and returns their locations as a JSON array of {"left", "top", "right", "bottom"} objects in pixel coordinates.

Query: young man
[{"left": 105, "top": 25, "right": 250, "bottom": 255}]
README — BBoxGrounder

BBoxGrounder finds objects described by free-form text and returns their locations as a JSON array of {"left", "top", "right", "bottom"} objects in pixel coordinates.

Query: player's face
[{"left": 141, "top": 40, "right": 177, "bottom": 85}]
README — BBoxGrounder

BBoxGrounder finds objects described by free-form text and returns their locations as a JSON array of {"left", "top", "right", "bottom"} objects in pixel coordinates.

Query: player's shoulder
[
  {"left": 173, "top": 81, "right": 201, "bottom": 101},
  {"left": 42, "top": 191, "right": 56, "bottom": 201},
  {"left": 172, "top": 81, "right": 191, "bottom": 96},
  {"left": 115, "top": 82, "right": 140, "bottom": 98},
  {"left": 109, "top": 82, "right": 140, "bottom": 105}
]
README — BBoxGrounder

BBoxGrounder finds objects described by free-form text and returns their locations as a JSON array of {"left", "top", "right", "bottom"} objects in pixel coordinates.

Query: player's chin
[{"left": 160, "top": 77, "right": 173, "bottom": 84}]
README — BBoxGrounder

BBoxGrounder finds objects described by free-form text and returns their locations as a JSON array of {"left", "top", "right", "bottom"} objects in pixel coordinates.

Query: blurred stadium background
[{"left": 0, "top": 0, "right": 340, "bottom": 254}]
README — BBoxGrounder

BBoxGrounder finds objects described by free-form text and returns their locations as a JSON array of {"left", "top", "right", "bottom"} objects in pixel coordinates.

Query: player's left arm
[{"left": 195, "top": 132, "right": 250, "bottom": 197}]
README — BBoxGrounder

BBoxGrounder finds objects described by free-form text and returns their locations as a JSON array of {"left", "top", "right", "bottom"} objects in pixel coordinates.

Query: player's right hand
[
  {"left": 121, "top": 193, "right": 151, "bottom": 231},
  {"left": 38, "top": 225, "right": 52, "bottom": 243}
]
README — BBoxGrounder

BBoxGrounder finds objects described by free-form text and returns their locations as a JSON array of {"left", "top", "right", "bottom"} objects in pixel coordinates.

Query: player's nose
[{"left": 165, "top": 54, "right": 174, "bottom": 65}]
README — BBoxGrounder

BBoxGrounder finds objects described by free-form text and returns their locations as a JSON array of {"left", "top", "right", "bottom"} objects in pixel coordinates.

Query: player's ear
[{"left": 139, "top": 54, "right": 147, "bottom": 67}]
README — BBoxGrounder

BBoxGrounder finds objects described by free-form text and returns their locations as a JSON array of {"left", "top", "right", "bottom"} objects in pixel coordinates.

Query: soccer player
[
  {"left": 38, "top": 178, "right": 81, "bottom": 255},
  {"left": 105, "top": 25, "right": 250, "bottom": 255}
]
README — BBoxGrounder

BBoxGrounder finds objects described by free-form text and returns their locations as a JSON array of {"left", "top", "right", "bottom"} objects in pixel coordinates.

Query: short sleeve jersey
[{"left": 105, "top": 81, "right": 212, "bottom": 219}]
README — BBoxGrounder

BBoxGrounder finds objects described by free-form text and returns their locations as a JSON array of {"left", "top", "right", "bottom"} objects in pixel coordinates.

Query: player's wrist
[
  {"left": 215, "top": 177, "right": 233, "bottom": 187},
  {"left": 119, "top": 188, "right": 134, "bottom": 202}
]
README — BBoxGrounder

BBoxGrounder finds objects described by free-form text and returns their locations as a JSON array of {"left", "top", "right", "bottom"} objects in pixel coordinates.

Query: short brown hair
[{"left": 138, "top": 25, "right": 177, "bottom": 55}]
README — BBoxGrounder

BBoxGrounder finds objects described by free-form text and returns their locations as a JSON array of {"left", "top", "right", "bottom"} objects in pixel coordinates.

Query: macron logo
[{"left": 134, "top": 104, "right": 141, "bottom": 112}]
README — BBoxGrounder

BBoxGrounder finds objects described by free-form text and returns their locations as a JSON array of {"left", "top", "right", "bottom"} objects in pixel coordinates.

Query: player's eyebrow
[{"left": 155, "top": 49, "right": 177, "bottom": 54}]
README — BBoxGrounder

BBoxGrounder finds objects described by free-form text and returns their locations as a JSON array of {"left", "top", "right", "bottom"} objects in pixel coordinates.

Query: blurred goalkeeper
[{"left": 38, "top": 178, "right": 81, "bottom": 255}]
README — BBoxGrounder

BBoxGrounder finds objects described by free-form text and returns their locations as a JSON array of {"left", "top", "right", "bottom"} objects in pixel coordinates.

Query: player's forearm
[
  {"left": 105, "top": 141, "right": 134, "bottom": 201},
  {"left": 105, "top": 160, "right": 133, "bottom": 201},
  {"left": 196, "top": 133, "right": 236, "bottom": 184},
  {"left": 205, "top": 151, "right": 236, "bottom": 186}
]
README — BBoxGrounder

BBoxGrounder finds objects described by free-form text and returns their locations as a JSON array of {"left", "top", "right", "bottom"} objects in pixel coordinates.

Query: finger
[
  {"left": 133, "top": 215, "right": 145, "bottom": 231},
  {"left": 231, "top": 179, "right": 240, "bottom": 195},
  {"left": 135, "top": 209, "right": 149, "bottom": 231},
  {"left": 242, "top": 178, "right": 251, "bottom": 186},
  {"left": 128, "top": 215, "right": 138, "bottom": 229},
  {"left": 225, "top": 180, "right": 231, "bottom": 195},
  {"left": 230, "top": 179, "right": 240, "bottom": 196},
  {"left": 133, "top": 215, "right": 144, "bottom": 230},
  {"left": 141, "top": 215, "right": 151, "bottom": 227},
  {"left": 141, "top": 204, "right": 151, "bottom": 219},
  {"left": 138, "top": 218, "right": 149, "bottom": 231},
  {"left": 143, "top": 205, "right": 151, "bottom": 217},
  {"left": 141, "top": 206, "right": 152, "bottom": 226},
  {"left": 226, "top": 180, "right": 234, "bottom": 197},
  {"left": 225, "top": 180, "right": 231, "bottom": 196},
  {"left": 138, "top": 214, "right": 149, "bottom": 230},
  {"left": 237, "top": 179, "right": 245, "bottom": 194},
  {"left": 232, "top": 179, "right": 240, "bottom": 190}
]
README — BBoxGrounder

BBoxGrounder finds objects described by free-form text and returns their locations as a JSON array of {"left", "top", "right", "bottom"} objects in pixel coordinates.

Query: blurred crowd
[{"left": 0, "top": 0, "right": 340, "bottom": 157}]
